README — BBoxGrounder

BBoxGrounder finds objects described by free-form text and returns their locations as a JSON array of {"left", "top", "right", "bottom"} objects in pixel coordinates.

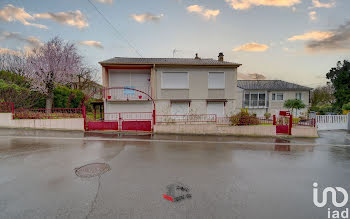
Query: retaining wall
[
  {"left": 0, "top": 113, "right": 84, "bottom": 131},
  {"left": 154, "top": 124, "right": 277, "bottom": 136},
  {"left": 154, "top": 124, "right": 318, "bottom": 137}
]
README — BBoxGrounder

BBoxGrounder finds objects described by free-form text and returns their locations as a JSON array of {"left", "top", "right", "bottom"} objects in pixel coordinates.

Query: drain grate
[{"left": 75, "top": 163, "right": 111, "bottom": 178}]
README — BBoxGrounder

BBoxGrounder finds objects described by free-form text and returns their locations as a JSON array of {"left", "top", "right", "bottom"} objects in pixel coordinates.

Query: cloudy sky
[{"left": 0, "top": 0, "right": 349, "bottom": 87}]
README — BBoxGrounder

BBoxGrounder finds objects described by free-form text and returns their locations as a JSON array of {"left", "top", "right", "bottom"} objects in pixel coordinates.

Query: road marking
[{"left": 0, "top": 135, "right": 350, "bottom": 147}]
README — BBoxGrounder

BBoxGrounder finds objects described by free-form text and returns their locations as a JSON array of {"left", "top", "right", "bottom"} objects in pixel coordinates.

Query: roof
[
  {"left": 99, "top": 57, "right": 241, "bottom": 67},
  {"left": 237, "top": 80, "right": 312, "bottom": 91}
]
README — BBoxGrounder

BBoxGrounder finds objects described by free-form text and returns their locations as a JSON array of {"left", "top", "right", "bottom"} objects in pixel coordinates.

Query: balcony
[{"left": 104, "top": 86, "right": 151, "bottom": 101}]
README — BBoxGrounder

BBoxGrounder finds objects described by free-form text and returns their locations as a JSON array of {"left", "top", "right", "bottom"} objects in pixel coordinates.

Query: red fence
[
  {"left": 293, "top": 118, "right": 316, "bottom": 127},
  {"left": 216, "top": 116, "right": 273, "bottom": 126},
  {"left": 13, "top": 108, "right": 83, "bottom": 119},
  {"left": 0, "top": 102, "right": 14, "bottom": 113},
  {"left": 156, "top": 114, "right": 217, "bottom": 124}
]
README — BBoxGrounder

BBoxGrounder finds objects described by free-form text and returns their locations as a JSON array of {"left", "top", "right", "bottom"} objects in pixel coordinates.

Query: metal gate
[
  {"left": 316, "top": 115, "right": 348, "bottom": 130},
  {"left": 85, "top": 112, "right": 153, "bottom": 132},
  {"left": 274, "top": 111, "right": 292, "bottom": 135}
]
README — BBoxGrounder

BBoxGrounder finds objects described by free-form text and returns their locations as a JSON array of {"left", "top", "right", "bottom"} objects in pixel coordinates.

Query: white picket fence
[{"left": 316, "top": 115, "right": 348, "bottom": 130}]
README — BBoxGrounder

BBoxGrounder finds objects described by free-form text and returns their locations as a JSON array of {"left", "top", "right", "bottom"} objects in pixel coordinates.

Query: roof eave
[{"left": 99, "top": 62, "right": 241, "bottom": 67}]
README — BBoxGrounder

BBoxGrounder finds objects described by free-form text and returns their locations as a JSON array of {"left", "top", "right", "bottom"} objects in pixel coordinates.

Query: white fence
[{"left": 316, "top": 115, "right": 348, "bottom": 130}]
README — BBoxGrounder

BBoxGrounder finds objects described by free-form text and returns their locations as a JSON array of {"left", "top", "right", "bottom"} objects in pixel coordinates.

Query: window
[
  {"left": 251, "top": 94, "right": 258, "bottom": 107},
  {"left": 208, "top": 72, "right": 225, "bottom": 89},
  {"left": 171, "top": 102, "right": 189, "bottom": 115},
  {"left": 277, "top": 93, "right": 284, "bottom": 100},
  {"left": 296, "top": 92, "right": 302, "bottom": 100},
  {"left": 244, "top": 92, "right": 266, "bottom": 108},
  {"left": 259, "top": 93, "right": 266, "bottom": 106},
  {"left": 272, "top": 93, "right": 284, "bottom": 101},
  {"left": 162, "top": 72, "right": 188, "bottom": 89},
  {"left": 207, "top": 102, "right": 224, "bottom": 117}
]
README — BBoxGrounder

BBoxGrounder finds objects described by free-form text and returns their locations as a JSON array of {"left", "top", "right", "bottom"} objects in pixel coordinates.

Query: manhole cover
[{"left": 75, "top": 163, "right": 111, "bottom": 178}]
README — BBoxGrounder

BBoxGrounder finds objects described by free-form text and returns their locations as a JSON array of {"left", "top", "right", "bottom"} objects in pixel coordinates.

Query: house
[
  {"left": 99, "top": 53, "right": 241, "bottom": 118},
  {"left": 237, "top": 80, "right": 312, "bottom": 117}
]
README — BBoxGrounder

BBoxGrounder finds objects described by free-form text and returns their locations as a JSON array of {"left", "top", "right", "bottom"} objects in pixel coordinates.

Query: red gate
[
  {"left": 83, "top": 87, "right": 156, "bottom": 132},
  {"left": 273, "top": 111, "right": 292, "bottom": 135},
  {"left": 85, "top": 112, "right": 153, "bottom": 132}
]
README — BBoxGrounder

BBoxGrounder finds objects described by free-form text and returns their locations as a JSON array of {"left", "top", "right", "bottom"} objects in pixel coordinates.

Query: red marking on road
[{"left": 163, "top": 194, "right": 174, "bottom": 202}]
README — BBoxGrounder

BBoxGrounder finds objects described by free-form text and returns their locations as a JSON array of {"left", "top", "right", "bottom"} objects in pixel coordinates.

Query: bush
[
  {"left": 53, "top": 86, "right": 87, "bottom": 109},
  {"left": 264, "top": 112, "right": 271, "bottom": 119},
  {"left": 230, "top": 111, "right": 259, "bottom": 126},
  {"left": 342, "top": 103, "right": 350, "bottom": 110}
]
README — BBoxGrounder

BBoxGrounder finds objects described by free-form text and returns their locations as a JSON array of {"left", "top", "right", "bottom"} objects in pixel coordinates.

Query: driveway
[{"left": 0, "top": 129, "right": 349, "bottom": 218}]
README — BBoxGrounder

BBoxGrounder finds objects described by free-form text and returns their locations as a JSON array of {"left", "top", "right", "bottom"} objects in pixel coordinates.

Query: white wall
[
  {"left": 106, "top": 102, "right": 153, "bottom": 113},
  {"left": 0, "top": 113, "right": 84, "bottom": 131}
]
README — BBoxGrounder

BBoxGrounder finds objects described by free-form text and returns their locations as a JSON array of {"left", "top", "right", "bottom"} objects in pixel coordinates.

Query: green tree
[
  {"left": 326, "top": 60, "right": 350, "bottom": 109},
  {"left": 284, "top": 99, "right": 306, "bottom": 116},
  {"left": 310, "top": 84, "right": 335, "bottom": 107}
]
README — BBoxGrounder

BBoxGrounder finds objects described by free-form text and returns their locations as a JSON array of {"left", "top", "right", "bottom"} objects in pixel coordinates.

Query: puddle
[{"left": 75, "top": 163, "right": 111, "bottom": 178}]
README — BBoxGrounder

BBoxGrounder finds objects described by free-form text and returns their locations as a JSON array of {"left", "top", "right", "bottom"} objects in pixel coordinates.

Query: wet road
[{"left": 0, "top": 129, "right": 349, "bottom": 219}]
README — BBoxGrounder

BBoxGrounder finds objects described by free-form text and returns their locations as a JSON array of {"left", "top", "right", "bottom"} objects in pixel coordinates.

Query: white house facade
[
  {"left": 237, "top": 80, "right": 312, "bottom": 117},
  {"left": 99, "top": 53, "right": 242, "bottom": 118}
]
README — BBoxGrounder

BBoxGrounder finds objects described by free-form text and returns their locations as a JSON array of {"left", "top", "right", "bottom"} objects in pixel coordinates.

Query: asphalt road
[{"left": 0, "top": 129, "right": 349, "bottom": 219}]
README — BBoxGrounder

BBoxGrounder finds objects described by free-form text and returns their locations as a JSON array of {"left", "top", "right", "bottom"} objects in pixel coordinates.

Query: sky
[{"left": 0, "top": 0, "right": 349, "bottom": 87}]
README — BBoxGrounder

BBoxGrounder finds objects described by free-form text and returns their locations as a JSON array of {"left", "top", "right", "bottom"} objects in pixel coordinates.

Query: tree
[
  {"left": 0, "top": 53, "right": 27, "bottom": 76},
  {"left": 326, "top": 60, "right": 350, "bottom": 109},
  {"left": 25, "top": 37, "right": 82, "bottom": 109},
  {"left": 310, "top": 84, "right": 335, "bottom": 107},
  {"left": 284, "top": 99, "right": 306, "bottom": 116}
]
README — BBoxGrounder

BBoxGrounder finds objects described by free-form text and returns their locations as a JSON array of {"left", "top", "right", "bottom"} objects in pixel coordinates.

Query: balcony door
[{"left": 108, "top": 70, "right": 151, "bottom": 100}]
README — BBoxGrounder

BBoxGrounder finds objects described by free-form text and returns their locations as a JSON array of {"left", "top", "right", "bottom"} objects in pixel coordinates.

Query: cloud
[
  {"left": 292, "top": 7, "right": 297, "bottom": 12},
  {"left": 311, "top": 0, "right": 335, "bottom": 8},
  {"left": 95, "top": 0, "right": 113, "bottom": 4},
  {"left": 130, "top": 13, "right": 164, "bottom": 23},
  {"left": 0, "top": 4, "right": 47, "bottom": 29},
  {"left": 306, "top": 21, "right": 350, "bottom": 52},
  {"left": 34, "top": 10, "right": 88, "bottom": 29},
  {"left": 233, "top": 42, "right": 269, "bottom": 52},
  {"left": 309, "top": 11, "right": 317, "bottom": 21},
  {"left": 0, "top": 47, "right": 23, "bottom": 56},
  {"left": 0, "top": 31, "right": 43, "bottom": 48},
  {"left": 225, "top": 0, "right": 300, "bottom": 10},
  {"left": 186, "top": 5, "right": 220, "bottom": 20},
  {"left": 288, "top": 31, "right": 334, "bottom": 41},
  {"left": 79, "top": 40, "right": 103, "bottom": 49}
]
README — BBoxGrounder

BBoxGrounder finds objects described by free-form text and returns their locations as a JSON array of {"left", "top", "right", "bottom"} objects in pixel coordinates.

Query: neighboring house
[
  {"left": 237, "top": 80, "right": 312, "bottom": 117},
  {"left": 99, "top": 53, "right": 241, "bottom": 117}
]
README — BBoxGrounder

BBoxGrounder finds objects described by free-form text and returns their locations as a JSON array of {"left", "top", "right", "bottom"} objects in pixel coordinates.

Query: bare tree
[
  {"left": 0, "top": 53, "right": 27, "bottom": 75},
  {"left": 25, "top": 37, "right": 82, "bottom": 109}
]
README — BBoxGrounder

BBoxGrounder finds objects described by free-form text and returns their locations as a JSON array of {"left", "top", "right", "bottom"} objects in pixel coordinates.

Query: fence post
[
  {"left": 273, "top": 115, "right": 276, "bottom": 125},
  {"left": 82, "top": 106, "right": 86, "bottom": 131},
  {"left": 289, "top": 115, "right": 293, "bottom": 135},
  {"left": 152, "top": 109, "right": 156, "bottom": 125}
]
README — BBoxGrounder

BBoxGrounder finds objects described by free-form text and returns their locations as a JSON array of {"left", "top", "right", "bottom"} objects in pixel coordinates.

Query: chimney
[
  {"left": 195, "top": 53, "right": 200, "bottom": 59},
  {"left": 218, "top": 52, "right": 224, "bottom": 61}
]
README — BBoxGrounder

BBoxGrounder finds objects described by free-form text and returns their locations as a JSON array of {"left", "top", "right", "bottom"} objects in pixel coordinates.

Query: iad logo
[{"left": 313, "top": 182, "right": 349, "bottom": 218}]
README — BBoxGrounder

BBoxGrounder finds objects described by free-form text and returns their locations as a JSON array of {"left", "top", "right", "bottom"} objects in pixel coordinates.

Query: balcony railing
[
  {"left": 104, "top": 86, "right": 151, "bottom": 101},
  {"left": 243, "top": 100, "right": 268, "bottom": 108}
]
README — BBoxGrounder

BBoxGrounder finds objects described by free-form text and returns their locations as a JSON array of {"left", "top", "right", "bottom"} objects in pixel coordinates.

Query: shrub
[
  {"left": 342, "top": 103, "right": 350, "bottom": 110},
  {"left": 264, "top": 112, "right": 271, "bottom": 119},
  {"left": 230, "top": 111, "right": 259, "bottom": 126}
]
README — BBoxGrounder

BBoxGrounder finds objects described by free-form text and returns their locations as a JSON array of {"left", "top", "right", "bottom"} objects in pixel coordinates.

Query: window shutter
[{"left": 162, "top": 72, "right": 188, "bottom": 89}]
